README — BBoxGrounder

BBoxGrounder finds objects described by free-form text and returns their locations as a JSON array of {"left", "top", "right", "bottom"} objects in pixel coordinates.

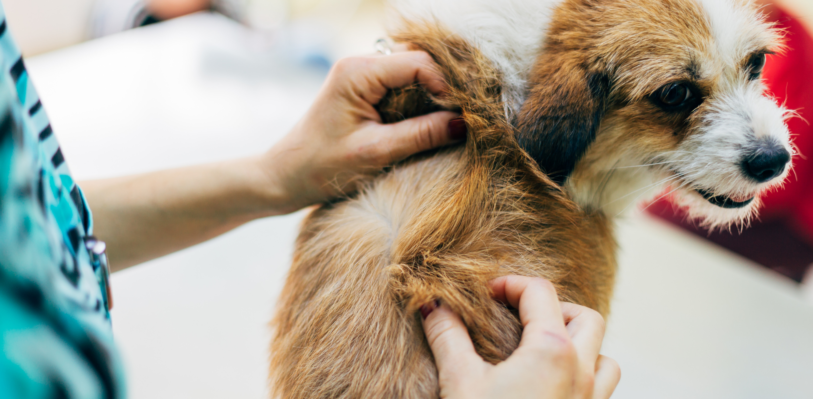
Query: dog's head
[{"left": 516, "top": 0, "right": 792, "bottom": 228}]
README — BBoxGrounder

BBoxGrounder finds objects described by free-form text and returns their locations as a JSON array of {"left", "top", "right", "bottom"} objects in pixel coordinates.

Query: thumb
[
  {"left": 379, "top": 111, "right": 465, "bottom": 163},
  {"left": 420, "top": 301, "right": 484, "bottom": 380}
]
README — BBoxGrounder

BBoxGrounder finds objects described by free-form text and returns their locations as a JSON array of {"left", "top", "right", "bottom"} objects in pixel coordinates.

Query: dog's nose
[{"left": 743, "top": 141, "right": 791, "bottom": 183}]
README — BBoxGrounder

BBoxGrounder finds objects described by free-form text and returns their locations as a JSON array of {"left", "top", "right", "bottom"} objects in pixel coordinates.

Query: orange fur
[{"left": 269, "top": 24, "right": 615, "bottom": 399}]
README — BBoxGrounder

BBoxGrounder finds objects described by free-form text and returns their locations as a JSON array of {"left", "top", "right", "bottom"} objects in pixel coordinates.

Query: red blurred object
[
  {"left": 760, "top": 8, "right": 813, "bottom": 242},
  {"left": 648, "top": 7, "right": 813, "bottom": 282}
]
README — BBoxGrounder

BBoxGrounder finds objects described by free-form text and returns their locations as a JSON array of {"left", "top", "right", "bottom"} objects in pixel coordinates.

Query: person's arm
[
  {"left": 83, "top": 50, "right": 465, "bottom": 271},
  {"left": 80, "top": 157, "right": 278, "bottom": 270},
  {"left": 420, "top": 276, "right": 621, "bottom": 399}
]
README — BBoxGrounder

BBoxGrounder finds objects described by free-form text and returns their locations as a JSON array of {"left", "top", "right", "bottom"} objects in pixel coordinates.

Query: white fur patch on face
[
  {"left": 665, "top": 83, "right": 793, "bottom": 229},
  {"left": 696, "top": 0, "right": 782, "bottom": 79},
  {"left": 388, "top": 0, "right": 562, "bottom": 117},
  {"left": 697, "top": 0, "right": 757, "bottom": 62}
]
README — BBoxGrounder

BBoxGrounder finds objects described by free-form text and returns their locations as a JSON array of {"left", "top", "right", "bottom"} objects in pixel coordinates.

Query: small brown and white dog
[{"left": 270, "top": 0, "right": 793, "bottom": 397}]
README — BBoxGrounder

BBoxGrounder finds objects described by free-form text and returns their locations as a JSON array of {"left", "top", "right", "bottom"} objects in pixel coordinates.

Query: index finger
[
  {"left": 489, "top": 276, "right": 569, "bottom": 347},
  {"left": 371, "top": 51, "right": 448, "bottom": 97},
  {"left": 421, "top": 302, "right": 486, "bottom": 381}
]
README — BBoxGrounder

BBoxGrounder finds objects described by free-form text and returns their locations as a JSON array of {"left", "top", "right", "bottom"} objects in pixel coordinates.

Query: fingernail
[
  {"left": 420, "top": 300, "right": 441, "bottom": 319},
  {"left": 448, "top": 118, "right": 467, "bottom": 141}
]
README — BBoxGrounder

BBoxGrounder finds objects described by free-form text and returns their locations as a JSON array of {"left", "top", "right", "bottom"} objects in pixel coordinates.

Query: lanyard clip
[{"left": 84, "top": 236, "right": 113, "bottom": 311}]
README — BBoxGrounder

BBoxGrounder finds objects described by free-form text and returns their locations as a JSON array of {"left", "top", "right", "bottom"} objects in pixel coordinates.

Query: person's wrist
[{"left": 245, "top": 153, "right": 303, "bottom": 217}]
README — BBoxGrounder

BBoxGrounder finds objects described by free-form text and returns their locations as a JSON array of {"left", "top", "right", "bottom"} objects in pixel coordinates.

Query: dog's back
[{"left": 269, "top": 22, "right": 616, "bottom": 398}]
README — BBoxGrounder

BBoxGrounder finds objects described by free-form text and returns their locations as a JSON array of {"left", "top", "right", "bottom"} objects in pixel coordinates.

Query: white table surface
[{"left": 25, "top": 13, "right": 813, "bottom": 399}]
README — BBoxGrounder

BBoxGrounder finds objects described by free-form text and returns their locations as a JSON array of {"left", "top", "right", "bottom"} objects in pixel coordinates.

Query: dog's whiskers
[
  {"left": 620, "top": 180, "right": 689, "bottom": 219},
  {"left": 595, "top": 159, "right": 622, "bottom": 205},
  {"left": 609, "top": 160, "right": 680, "bottom": 170}
]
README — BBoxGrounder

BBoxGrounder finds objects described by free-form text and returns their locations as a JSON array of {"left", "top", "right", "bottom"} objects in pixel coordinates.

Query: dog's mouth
[{"left": 695, "top": 188, "right": 754, "bottom": 209}]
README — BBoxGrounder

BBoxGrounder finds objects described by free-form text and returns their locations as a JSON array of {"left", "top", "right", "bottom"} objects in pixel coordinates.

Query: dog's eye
[
  {"left": 652, "top": 82, "right": 698, "bottom": 111},
  {"left": 660, "top": 83, "right": 690, "bottom": 106},
  {"left": 747, "top": 53, "right": 767, "bottom": 80}
]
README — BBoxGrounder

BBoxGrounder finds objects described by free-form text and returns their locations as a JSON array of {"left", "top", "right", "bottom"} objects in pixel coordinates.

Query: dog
[{"left": 269, "top": 0, "right": 793, "bottom": 397}]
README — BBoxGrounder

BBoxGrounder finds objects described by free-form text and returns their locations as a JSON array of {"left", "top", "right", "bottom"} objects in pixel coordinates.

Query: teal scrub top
[{"left": 0, "top": 3, "right": 126, "bottom": 398}]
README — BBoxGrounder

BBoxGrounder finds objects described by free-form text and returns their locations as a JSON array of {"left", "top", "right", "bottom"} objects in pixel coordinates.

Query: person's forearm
[{"left": 81, "top": 156, "right": 285, "bottom": 271}]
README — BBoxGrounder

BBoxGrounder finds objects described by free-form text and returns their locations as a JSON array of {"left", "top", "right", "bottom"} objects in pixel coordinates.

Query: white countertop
[{"left": 25, "top": 13, "right": 813, "bottom": 399}]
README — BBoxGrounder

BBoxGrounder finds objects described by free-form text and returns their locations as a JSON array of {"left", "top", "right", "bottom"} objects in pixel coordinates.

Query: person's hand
[
  {"left": 261, "top": 49, "right": 465, "bottom": 213},
  {"left": 420, "top": 276, "right": 621, "bottom": 399},
  {"left": 147, "top": 0, "right": 211, "bottom": 20}
]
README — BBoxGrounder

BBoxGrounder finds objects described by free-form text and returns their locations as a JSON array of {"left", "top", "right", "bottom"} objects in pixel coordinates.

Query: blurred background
[
  {"left": 5, "top": 0, "right": 813, "bottom": 398},
  {"left": 3, "top": 0, "right": 387, "bottom": 61}
]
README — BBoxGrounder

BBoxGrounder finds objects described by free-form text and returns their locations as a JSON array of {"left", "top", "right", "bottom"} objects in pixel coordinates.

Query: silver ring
[{"left": 375, "top": 38, "right": 392, "bottom": 55}]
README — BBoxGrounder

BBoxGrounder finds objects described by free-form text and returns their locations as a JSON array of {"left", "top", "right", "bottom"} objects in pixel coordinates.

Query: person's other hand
[
  {"left": 261, "top": 49, "right": 465, "bottom": 213},
  {"left": 147, "top": 0, "right": 211, "bottom": 20},
  {"left": 420, "top": 276, "right": 621, "bottom": 399}
]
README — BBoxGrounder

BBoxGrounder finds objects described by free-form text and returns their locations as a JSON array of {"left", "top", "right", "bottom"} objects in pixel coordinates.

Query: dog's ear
[{"left": 516, "top": 58, "right": 610, "bottom": 185}]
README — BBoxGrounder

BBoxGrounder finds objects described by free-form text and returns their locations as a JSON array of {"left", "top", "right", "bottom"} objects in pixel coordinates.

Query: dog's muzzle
[{"left": 694, "top": 138, "right": 790, "bottom": 209}]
